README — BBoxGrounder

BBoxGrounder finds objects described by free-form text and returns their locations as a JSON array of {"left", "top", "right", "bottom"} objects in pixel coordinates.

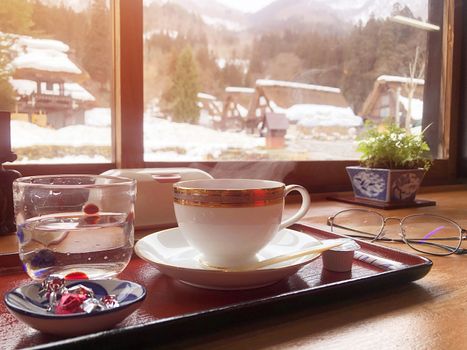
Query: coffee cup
[{"left": 173, "top": 178, "right": 310, "bottom": 268}]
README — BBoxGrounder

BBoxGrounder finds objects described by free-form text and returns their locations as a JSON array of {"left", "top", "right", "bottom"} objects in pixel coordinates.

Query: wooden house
[
  {"left": 246, "top": 79, "right": 352, "bottom": 134},
  {"left": 197, "top": 92, "right": 223, "bottom": 128},
  {"left": 9, "top": 35, "right": 95, "bottom": 128},
  {"left": 359, "top": 75, "right": 424, "bottom": 128},
  {"left": 219, "top": 87, "right": 255, "bottom": 131}
]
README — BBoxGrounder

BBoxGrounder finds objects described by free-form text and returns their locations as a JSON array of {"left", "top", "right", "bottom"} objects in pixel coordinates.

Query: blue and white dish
[{"left": 4, "top": 279, "right": 146, "bottom": 336}]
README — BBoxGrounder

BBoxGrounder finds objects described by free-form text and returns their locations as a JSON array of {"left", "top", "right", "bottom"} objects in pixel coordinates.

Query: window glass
[
  {"left": 0, "top": 0, "right": 112, "bottom": 164},
  {"left": 143, "top": 0, "right": 439, "bottom": 162}
]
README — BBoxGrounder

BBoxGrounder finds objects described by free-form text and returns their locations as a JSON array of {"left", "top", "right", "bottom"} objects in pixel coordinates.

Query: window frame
[{"left": 5, "top": 0, "right": 464, "bottom": 193}]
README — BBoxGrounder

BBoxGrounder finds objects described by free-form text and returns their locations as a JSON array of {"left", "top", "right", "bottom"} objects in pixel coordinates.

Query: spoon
[{"left": 201, "top": 238, "right": 352, "bottom": 272}]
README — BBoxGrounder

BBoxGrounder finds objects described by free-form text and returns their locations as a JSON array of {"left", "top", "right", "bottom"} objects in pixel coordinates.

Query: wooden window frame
[{"left": 5, "top": 0, "right": 464, "bottom": 193}]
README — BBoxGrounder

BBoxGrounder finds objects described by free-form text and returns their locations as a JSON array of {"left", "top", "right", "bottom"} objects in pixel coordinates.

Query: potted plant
[{"left": 347, "top": 123, "right": 432, "bottom": 203}]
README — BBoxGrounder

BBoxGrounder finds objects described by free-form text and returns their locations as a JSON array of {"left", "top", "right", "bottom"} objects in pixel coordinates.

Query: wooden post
[{"left": 113, "top": 0, "right": 144, "bottom": 168}]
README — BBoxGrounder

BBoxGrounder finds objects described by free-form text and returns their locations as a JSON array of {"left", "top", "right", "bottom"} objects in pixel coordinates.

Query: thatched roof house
[
  {"left": 218, "top": 87, "right": 255, "bottom": 131},
  {"left": 359, "top": 75, "right": 424, "bottom": 127},
  {"left": 7, "top": 34, "right": 95, "bottom": 128},
  {"left": 246, "top": 79, "right": 360, "bottom": 134}
]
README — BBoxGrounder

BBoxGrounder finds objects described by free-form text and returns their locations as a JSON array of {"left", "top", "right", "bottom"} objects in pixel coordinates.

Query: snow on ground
[
  {"left": 144, "top": 117, "right": 265, "bottom": 161},
  {"left": 85, "top": 108, "right": 112, "bottom": 126},
  {"left": 11, "top": 121, "right": 110, "bottom": 148},
  {"left": 11, "top": 114, "right": 360, "bottom": 164}
]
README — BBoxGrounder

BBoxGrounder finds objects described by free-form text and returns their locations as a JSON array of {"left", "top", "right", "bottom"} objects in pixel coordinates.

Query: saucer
[
  {"left": 134, "top": 227, "right": 321, "bottom": 290},
  {"left": 4, "top": 279, "right": 146, "bottom": 336}
]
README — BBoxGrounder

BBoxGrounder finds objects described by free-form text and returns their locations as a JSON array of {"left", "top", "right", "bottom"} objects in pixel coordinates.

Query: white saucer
[{"left": 134, "top": 227, "right": 321, "bottom": 290}]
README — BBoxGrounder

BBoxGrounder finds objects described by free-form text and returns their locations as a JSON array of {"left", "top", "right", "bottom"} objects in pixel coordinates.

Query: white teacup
[{"left": 173, "top": 179, "right": 311, "bottom": 268}]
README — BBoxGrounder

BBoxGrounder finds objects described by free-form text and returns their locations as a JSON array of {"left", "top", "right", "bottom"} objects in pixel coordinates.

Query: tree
[
  {"left": 0, "top": 0, "right": 33, "bottom": 34},
  {"left": 0, "top": 0, "right": 34, "bottom": 110},
  {"left": 264, "top": 53, "right": 302, "bottom": 81},
  {"left": 221, "top": 63, "right": 244, "bottom": 87},
  {"left": 403, "top": 46, "right": 425, "bottom": 132},
  {"left": 168, "top": 47, "right": 200, "bottom": 124},
  {"left": 82, "top": 0, "right": 111, "bottom": 89},
  {"left": 0, "top": 40, "right": 15, "bottom": 111}
]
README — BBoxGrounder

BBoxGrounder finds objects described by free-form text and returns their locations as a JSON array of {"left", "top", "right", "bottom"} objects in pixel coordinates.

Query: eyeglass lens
[
  {"left": 331, "top": 210, "right": 384, "bottom": 238},
  {"left": 331, "top": 210, "right": 464, "bottom": 255},
  {"left": 401, "top": 215, "right": 462, "bottom": 255}
]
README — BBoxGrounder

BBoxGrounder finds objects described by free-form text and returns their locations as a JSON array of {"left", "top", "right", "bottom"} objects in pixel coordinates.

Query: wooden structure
[
  {"left": 219, "top": 87, "right": 255, "bottom": 131},
  {"left": 359, "top": 75, "right": 425, "bottom": 128},
  {"left": 262, "top": 112, "right": 289, "bottom": 148},
  {"left": 197, "top": 92, "right": 223, "bottom": 128},
  {"left": 9, "top": 35, "right": 95, "bottom": 128},
  {"left": 246, "top": 79, "right": 351, "bottom": 134}
]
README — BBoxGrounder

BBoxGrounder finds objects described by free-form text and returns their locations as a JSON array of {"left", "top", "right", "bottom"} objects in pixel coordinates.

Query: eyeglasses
[{"left": 327, "top": 208, "right": 467, "bottom": 256}]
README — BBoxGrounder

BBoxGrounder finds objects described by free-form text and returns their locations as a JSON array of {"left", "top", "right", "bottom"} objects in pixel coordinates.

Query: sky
[{"left": 213, "top": 0, "right": 275, "bottom": 13}]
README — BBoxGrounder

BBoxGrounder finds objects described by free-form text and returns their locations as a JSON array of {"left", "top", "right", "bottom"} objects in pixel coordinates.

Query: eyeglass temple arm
[{"left": 405, "top": 237, "right": 467, "bottom": 255}]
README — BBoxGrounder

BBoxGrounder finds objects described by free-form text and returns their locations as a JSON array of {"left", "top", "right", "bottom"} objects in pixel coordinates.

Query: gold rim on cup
[{"left": 173, "top": 185, "right": 285, "bottom": 208}]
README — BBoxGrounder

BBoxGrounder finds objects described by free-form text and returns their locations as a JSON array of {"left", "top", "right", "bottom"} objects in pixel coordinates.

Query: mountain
[
  {"left": 144, "top": 0, "right": 247, "bottom": 31},
  {"left": 248, "top": 0, "right": 427, "bottom": 32}
]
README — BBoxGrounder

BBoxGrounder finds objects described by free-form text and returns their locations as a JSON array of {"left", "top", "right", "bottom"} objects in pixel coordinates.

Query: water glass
[{"left": 13, "top": 175, "right": 136, "bottom": 280}]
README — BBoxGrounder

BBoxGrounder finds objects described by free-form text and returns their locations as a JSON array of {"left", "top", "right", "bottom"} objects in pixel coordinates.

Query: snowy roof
[
  {"left": 285, "top": 104, "right": 363, "bottom": 128},
  {"left": 256, "top": 79, "right": 341, "bottom": 94},
  {"left": 64, "top": 83, "right": 95, "bottom": 101},
  {"left": 10, "top": 34, "right": 82, "bottom": 75},
  {"left": 197, "top": 92, "right": 217, "bottom": 100},
  {"left": 10, "top": 79, "right": 95, "bottom": 102},
  {"left": 225, "top": 87, "right": 255, "bottom": 94},
  {"left": 265, "top": 113, "right": 289, "bottom": 130},
  {"left": 377, "top": 75, "right": 425, "bottom": 86}
]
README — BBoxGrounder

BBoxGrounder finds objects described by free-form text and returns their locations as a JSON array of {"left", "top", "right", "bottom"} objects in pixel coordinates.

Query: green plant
[{"left": 357, "top": 123, "right": 432, "bottom": 170}]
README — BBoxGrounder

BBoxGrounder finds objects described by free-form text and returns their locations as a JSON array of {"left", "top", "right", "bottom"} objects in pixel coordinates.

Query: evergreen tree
[
  {"left": 0, "top": 0, "right": 33, "bottom": 34},
  {"left": 31, "top": 1, "right": 85, "bottom": 57},
  {"left": 82, "top": 0, "right": 111, "bottom": 89},
  {"left": 169, "top": 47, "right": 200, "bottom": 124}
]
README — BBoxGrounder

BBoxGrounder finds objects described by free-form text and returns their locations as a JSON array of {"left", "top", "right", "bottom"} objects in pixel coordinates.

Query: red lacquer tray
[{"left": 0, "top": 224, "right": 432, "bottom": 349}]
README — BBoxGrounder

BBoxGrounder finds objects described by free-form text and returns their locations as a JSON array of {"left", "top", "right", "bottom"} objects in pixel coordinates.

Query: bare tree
[{"left": 404, "top": 46, "right": 425, "bottom": 133}]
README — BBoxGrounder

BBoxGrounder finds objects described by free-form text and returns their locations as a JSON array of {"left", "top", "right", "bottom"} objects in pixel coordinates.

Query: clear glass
[
  {"left": 143, "top": 0, "right": 438, "bottom": 162},
  {"left": 1, "top": 1, "right": 112, "bottom": 163},
  {"left": 13, "top": 175, "right": 136, "bottom": 280},
  {"left": 329, "top": 209, "right": 384, "bottom": 238},
  {"left": 401, "top": 215, "right": 463, "bottom": 255},
  {"left": 328, "top": 209, "right": 467, "bottom": 256}
]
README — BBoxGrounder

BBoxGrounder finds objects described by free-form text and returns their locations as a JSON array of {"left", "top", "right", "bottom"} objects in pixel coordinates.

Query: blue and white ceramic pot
[{"left": 346, "top": 166, "right": 426, "bottom": 203}]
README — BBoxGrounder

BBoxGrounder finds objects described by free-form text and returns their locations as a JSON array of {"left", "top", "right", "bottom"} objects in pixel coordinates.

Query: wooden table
[{"left": 1, "top": 186, "right": 466, "bottom": 349}]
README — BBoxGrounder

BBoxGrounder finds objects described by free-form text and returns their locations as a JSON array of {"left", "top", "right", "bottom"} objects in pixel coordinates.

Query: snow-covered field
[{"left": 10, "top": 116, "right": 360, "bottom": 164}]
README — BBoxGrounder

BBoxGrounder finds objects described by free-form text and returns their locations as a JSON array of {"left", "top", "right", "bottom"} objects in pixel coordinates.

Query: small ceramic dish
[
  {"left": 4, "top": 279, "right": 146, "bottom": 336},
  {"left": 322, "top": 240, "right": 361, "bottom": 272}
]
